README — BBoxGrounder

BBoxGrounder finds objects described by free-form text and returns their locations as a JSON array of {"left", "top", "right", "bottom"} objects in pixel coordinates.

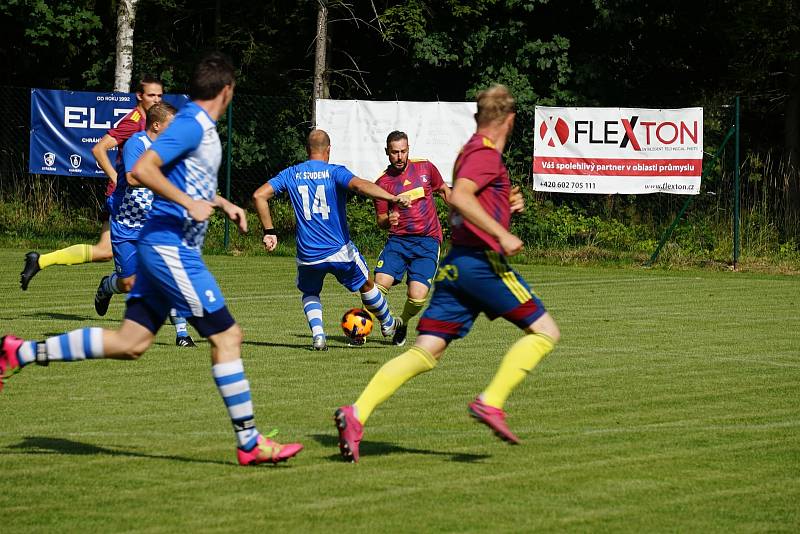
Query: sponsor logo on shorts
[{"left": 435, "top": 264, "right": 458, "bottom": 282}]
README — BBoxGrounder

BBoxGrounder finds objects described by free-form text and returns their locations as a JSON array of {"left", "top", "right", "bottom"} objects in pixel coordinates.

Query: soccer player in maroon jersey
[
  {"left": 20, "top": 76, "right": 163, "bottom": 291},
  {"left": 373, "top": 131, "right": 450, "bottom": 346},
  {"left": 334, "top": 85, "right": 560, "bottom": 462}
]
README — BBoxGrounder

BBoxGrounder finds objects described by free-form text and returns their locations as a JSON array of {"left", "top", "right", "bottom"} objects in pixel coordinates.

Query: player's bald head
[{"left": 307, "top": 129, "right": 331, "bottom": 154}]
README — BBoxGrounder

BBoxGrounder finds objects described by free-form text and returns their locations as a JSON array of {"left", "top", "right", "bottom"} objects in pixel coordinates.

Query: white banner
[
  {"left": 315, "top": 99, "right": 477, "bottom": 184},
  {"left": 532, "top": 106, "right": 703, "bottom": 194}
]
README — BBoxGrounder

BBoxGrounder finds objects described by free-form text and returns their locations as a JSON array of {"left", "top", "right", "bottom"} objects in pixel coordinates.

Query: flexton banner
[
  {"left": 29, "top": 89, "right": 188, "bottom": 178},
  {"left": 532, "top": 106, "right": 703, "bottom": 194}
]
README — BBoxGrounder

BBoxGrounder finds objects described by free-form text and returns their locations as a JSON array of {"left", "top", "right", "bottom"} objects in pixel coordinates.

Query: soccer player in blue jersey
[
  {"left": 252, "top": 129, "right": 411, "bottom": 351},
  {"left": 91, "top": 102, "right": 197, "bottom": 348},
  {"left": 334, "top": 85, "right": 560, "bottom": 462},
  {"left": 1, "top": 52, "right": 303, "bottom": 466}
]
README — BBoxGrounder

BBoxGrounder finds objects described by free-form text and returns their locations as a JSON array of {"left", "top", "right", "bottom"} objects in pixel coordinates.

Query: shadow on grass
[
  {"left": 34, "top": 336, "right": 201, "bottom": 349},
  {"left": 243, "top": 333, "right": 395, "bottom": 351},
  {"left": 311, "top": 434, "right": 490, "bottom": 464},
  {"left": 7, "top": 436, "right": 236, "bottom": 467},
  {"left": 23, "top": 312, "right": 97, "bottom": 322},
  {"left": 243, "top": 339, "right": 313, "bottom": 350}
]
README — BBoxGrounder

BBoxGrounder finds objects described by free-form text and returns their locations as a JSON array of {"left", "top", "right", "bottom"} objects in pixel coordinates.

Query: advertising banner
[
  {"left": 29, "top": 89, "right": 188, "bottom": 178},
  {"left": 532, "top": 107, "right": 703, "bottom": 194},
  {"left": 315, "top": 99, "right": 477, "bottom": 184}
]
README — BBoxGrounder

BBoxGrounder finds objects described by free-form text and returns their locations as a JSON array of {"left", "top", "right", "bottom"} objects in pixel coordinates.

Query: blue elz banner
[{"left": 29, "top": 89, "right": 189, "bottom": 178}]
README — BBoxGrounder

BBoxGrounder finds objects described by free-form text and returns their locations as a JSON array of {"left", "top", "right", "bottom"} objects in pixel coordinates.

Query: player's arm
[
  {"left": 214, "top": 195, "right": 248, "bottom": 234},
  {"left": 349, "top": 177, "right": 411, "bottom": 208},
  {"left": 376, "top": 212, "right": 391, "bottom": 229},
  {"left": 373, "top": 188, "right": 392, "bottom": 229},
  {"left": 121, "top": 139, "right": 145, "bottom": 187},
  {"left": 91, "top": 134, "right": 120, "bottom": 183},
  {"left": 125, "top": 171, "right": 141, "bottom": 187},
  {"left": 132, "top": 150, "right": 214, "bottom": 222},
  {"left": 436, "top": 183, "right": 452, "bottom": 204},
  {"left": 509, "top": 185, "right": 524, "bottom": 214},
  {"left": 449, "top": 178, "right": 523, "bottom": 256},
  {"left": 430, "top": 163, "right": 451, "bottom": 204},
  {"left": 252, "top": 182, "right": 278, "bottom": 251}
]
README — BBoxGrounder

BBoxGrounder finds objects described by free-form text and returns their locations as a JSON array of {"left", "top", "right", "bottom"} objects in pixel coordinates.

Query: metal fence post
[
  {"left": 733, "top": 95, "right": 740, "bottom": 269},
  {"left": 646, "top": 124, "right": 736, "bottom": 266}
]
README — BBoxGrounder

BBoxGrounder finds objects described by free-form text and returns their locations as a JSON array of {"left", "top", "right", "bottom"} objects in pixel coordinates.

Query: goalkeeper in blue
[
  {"left": 0, "top": 52, "right": 303, "bottom": 466},
  {"left": 92, "top": 100, "right": 197, "bottom": 348},
  {"left": 252, "top": 129, "right": 411, "bottom": 351}
]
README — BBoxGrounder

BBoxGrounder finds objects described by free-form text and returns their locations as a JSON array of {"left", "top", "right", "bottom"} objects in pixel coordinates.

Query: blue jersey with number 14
[{"left": 268, "top": 159, "right": 355, "bottom": 263}]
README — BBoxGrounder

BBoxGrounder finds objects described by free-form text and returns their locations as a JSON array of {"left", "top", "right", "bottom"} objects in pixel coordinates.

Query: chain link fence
[{"left": 0, "top": 85, "right": 797, "bottom": 253}]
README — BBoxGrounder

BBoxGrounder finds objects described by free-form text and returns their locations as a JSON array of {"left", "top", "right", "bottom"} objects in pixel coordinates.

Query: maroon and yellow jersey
[
  {"left": 104, "top": 107, "right": 146, "bottom": 196},
  {"left": 109, "top": 107, "right": 146, "bottom": 147},
  {"left": 449, "top": 134, "right": 511, "bottom": 254},
  {"left": 374, "top": 159, "right": 446, "bottom": 242}
]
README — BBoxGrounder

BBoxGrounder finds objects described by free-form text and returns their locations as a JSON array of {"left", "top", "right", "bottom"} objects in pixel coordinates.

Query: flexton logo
[
  {"left": 539, "top": 117, "right": 569, "bottom": 147},
  {"left": 70, "top": 154, "right": 82, "bottom": 168},
  {"left": 540, "top": 114, "right": 699, "bottom": 151},
  {"left": 43, "top": 152, "right": 55, "bottom": 166}
]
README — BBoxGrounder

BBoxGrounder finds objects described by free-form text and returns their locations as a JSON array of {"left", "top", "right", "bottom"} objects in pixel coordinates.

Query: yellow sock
[
  {"left": 375, "top": 283, "right": 389, "bottom": 296},
  {"left": 400, "top": 297, "right": 426, "bottom": 324},
  {"left": 481, "top": 333, "right": 556, "bottom": 409},
  {"left": 354, "top": 346, "right": 437, "bottom": 424},
  {"left": 38, "top": 244, "right": 93, "bottom": 269}
]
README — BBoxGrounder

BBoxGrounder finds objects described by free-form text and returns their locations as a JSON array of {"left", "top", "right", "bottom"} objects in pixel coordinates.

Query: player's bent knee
[
  {"left": 526, "top": 313, "right": 560, "bottom": 344},
  {"left": 222, "top": 323, "right": 243, "bottom": 346},
  {"left": 208, "top": 323, "right": 242, "bottom": 352},
  {"left": 122, "top": 340, "right": 150, "bottom": 360},
  {"left": 109, "top": 325, "right": 155, "bottom": 360},
  {"left": 359, "top": 279, "right": 375, "bottom": 293},
  {"left": 92, "top": 245, "right": 113, "bottom": 262}
]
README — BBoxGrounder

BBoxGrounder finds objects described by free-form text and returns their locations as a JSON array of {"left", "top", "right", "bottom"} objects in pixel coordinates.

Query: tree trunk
[
  {"left": 114, "top": 0, "right": 139, "bottom": 93},
  {"left": 312, "top": 0, "right": 329, "bottom": 126}
]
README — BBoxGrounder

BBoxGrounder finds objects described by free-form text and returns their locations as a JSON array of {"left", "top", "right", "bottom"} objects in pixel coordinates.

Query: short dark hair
[
  {"left": 146, "top": 102, "right": 177, "bottom": 130},
  {"left": 386, "top": 130, "right": 408, "bottom": 146},
  {"left": 134, "top": 74, "right": 163, "bottom": 94},
  {"left": 189, "top": 52, "right": 235, "bottom": 101}
]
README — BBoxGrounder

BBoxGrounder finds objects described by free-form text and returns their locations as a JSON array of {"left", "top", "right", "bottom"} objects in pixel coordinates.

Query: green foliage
[
  {"left": 7, "top": 0, "right": 102, "bottom": 48},
  {"left": 344, "top": 194, "right": 388, "bottom": 256},
  {"left": 0, "top": 0, "right": 106, "bottom": 88}
]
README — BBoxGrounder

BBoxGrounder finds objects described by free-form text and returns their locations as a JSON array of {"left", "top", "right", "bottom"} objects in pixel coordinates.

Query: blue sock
[
  {"left": 169, "top": 309, "right": 189, "bottom": 337},
  {"left": 302, "top": 294, "right": 325, "bottom": 338},
  {"left": 212, "top": 359, "right": 260, "bottom": 450},
  {"left": 17, "top": 328, "right": 105, "bottom": 365},
  {"left": 361, "top": 286, "right": 395, "bottom": 331},
  {"left": 101, "top": 273, "right": 124, "bottom": 296}
]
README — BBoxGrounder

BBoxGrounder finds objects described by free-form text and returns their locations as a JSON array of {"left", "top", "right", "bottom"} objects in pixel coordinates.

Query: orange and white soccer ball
[{"left": 341, "top": 308, "right": 373, "bottom": 340}]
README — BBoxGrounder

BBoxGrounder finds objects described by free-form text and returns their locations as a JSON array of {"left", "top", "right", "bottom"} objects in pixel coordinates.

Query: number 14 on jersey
[{"left": 298, "top": 184, "right": 331, "bottom": 220}]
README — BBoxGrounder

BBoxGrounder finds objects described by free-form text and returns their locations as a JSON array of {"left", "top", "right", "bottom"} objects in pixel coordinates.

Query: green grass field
[{"left": 0, "top": 248, "right": 798, "bottom": 532}]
